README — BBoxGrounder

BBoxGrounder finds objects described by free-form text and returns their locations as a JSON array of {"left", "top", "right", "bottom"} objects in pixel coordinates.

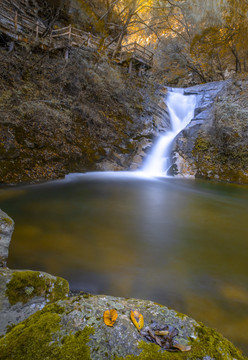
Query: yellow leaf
[
  {"left": 103, "top": 309, "right": 118, "bottom": 327},
  {"left": 130, "top": 310, "right": 144, "bottom": 331}
]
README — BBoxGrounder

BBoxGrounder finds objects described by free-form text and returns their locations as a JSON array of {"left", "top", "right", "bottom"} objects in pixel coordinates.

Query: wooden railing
[
  {"left": 119, "top": 42, "right": 154, "bottom": 67},
  {"left": 0, "top": 1, "right": 153, "bottom": 68},
  {"left": 51, "top": 25, "right": 101, "bottom": 50},
  {"left": 0, "top": 2, "right": 45, "bottom": 39}
]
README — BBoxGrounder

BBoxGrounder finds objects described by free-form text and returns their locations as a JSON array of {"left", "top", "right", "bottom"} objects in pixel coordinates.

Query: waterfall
[{"left": 142, "top": 89, "right": 196, "bottom": 176}]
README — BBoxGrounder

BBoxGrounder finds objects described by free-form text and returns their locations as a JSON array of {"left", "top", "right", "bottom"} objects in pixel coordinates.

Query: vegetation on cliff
[
  {"left": 0, "top": 42, "right": 161, "bottom": 183},
  {"left": 0, "top": 0, "right": 248, "bottom": 183}
]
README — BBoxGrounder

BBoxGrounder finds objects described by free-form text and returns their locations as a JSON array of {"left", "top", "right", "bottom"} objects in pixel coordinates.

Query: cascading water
[{"left": 142, "top": 89, "right": 196, "bottom": 176}]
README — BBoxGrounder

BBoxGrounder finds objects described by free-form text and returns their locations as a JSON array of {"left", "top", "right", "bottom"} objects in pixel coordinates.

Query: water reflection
[{"left": 0, "top": 175, "right": 248, "bottom": 353}]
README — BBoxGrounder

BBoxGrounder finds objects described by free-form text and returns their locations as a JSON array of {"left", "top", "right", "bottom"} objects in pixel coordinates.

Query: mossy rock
[
  {"left": 0, "top": 293, "right": 246, "bottom": 360},
  {"left": 0, "top": 303, "right": 93, "bottom": 360},
  {"left": 0, "top": 209, "right": 14, "bottom": 267},
  {"left": 0, "top": 268, "right": 69, "bottom": 336}
]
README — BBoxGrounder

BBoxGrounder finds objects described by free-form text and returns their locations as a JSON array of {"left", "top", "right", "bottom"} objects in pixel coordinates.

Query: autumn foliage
[
  {"left": 103, "top": 309, "right": 118, "bottom": 326},
  {"left": 69, "top": 0, "right": 248, "bottom": 84}
]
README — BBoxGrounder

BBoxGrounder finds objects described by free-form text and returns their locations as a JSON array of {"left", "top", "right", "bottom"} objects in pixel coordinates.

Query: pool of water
[{"left": 1, "top": 173, "right": 248, "bottom": 353}]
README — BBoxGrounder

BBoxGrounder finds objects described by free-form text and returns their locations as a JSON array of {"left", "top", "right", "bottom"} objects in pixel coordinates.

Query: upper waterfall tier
[{"left": 142, "top": 90, "right": 196, "bottom": 176}]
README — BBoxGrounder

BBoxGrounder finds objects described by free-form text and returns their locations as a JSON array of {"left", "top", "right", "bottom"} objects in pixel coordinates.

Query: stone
[
  {"left": 0, "top": 292, "right": 246, "bottom": 360},
  {"left": 0, "top": 268, "right": 69, "bottom": 336},
  {"left": 172, "top": 78, "right": 248, "bottom": 184},
  {"left": 0, "top": 209, "right": 14, "bottom": 267}
]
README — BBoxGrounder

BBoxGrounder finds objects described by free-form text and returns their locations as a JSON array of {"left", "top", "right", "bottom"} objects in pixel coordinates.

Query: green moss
[
  {"left": 194, "top": 137, "right": 212, "bottom": 152},
  {"left": 194, "top": 324, "right": 246, "bottom": 359},
  {"left": 116, "top": 324, "right": 247, "bottom": 360},
  {"left": 0, "top": 312, "right": 61, "bottom": 360},
  {"left": 2, "top": 217, "right": 13, "bottom": 225},
  {"left": 57, "top": 329, "right": 93, "bottom": 360},
  {"left": 6, "top": 271, "right": 69, "bottom": 305},
  {"left": 175, "top": 311, "right": 187, "bottom": 319},
  {"left": 0, "top": 304, "right": 94, "bottom": 360}
]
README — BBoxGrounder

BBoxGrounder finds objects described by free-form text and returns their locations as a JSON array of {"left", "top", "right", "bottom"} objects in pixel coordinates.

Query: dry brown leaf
[
  {"left": 154, "top": 330, "right": 169, "bottom": 336},
  {"left": 103, "top": 309, "right": 118, "bottom": 327},
  {"left": 130, "top": 310, "right": 144, "bottom": 331},
  {"left": 155, "top": 336, "right": 163, "bottom": 347},
  {"left": 173, "top": 344, "right": 192, "bottom": 352}
]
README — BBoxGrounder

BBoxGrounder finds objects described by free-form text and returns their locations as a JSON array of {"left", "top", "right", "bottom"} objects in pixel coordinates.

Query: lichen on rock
[
  {"left": 0, "top": 292, "right": 246, "bottom": 360},
  {"left": 0, "top": 268, "right": 69, "bottom": 336},
  {"left": 0, "top": 303, "right": 94, "bottom": 360}
]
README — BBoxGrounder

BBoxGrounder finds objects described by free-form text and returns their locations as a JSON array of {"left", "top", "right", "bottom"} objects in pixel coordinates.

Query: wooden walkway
[{"left": 0, "top": 0, "right": 154, "bottom": 70}]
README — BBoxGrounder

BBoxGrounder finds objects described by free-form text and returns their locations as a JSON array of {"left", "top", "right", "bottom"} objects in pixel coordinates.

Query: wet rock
[
  {"left": 0, "top": 292, "right": 245, "bottom": 359},
  {"left": 0, "top": 209, "right": 14, "bottom": 267},
  {"left": 0, "top": 268, "right": 69, "bottom": 336},
  {"left": 172, "top": 79, "right": 248, "bottom": 184}
]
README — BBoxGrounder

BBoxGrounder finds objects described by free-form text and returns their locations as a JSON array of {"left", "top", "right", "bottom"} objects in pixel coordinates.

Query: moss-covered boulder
[
  {"left": 0, "top": 268, "right": 69, "bottom": 336},
  {"left": 0, "top": 209, "right": 14, "bottom": 267},
  {"left": 0, "top": 293, "right": 246, "bottom": 360}
]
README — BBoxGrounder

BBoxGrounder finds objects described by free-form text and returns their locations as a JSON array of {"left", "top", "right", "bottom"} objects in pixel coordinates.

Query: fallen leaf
[
  {"left": 173, "top": 344, "right": 192, "bottom": 352},
  {"left": 103, "top": 309, "right": 118, "bottom": 327},
  {"left": 155, "top": 336, "right": 163, "bottom": 347},
  {"left": 154, "top": 330, "right": 169, "bottom": 336},
  {"left": 130, "top": 310, "right": 144, "bottom": 331},
  {"left": 148, "top": 328, "right": 156, "bottom": 340}
]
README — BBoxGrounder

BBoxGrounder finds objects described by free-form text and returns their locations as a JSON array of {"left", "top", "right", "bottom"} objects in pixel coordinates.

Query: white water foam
[{"left": 142, "top": 89, "right": 196, "bottom": 176}]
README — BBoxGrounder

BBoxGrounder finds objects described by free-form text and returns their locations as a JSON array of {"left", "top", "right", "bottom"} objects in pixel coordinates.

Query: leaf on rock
[
  {"left": 130, "top": 310, "right": 144, "bottom": 331},
  {"left": 140, "top": 322, "right": 190, "bottom": 352},
  {"left": 103, "top": 309, "right": 118, "bottom": 327},
  {"left": 154, "top": 330, "right": 169, "bottom": 336},
  {"left": 172, "top": 344, "right": 192, "bottom": 352}
]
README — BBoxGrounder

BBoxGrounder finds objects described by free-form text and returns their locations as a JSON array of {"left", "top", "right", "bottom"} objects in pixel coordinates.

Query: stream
[{"left": 0, "top": 89, "right": 248, "bottom": 353}]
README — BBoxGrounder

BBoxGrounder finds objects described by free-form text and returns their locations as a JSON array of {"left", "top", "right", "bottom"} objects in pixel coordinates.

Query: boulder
[
  {"left": 0, "top": 209, "right": 14, "bottom": 267},
  {"left": 0, "top": 291, "right": 246, "bottom": 360},
  {"left": 0, "top": 268, "right": 69, "bottom": 336}
]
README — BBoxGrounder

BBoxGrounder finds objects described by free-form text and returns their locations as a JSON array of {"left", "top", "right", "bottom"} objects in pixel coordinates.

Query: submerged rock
[
  {"left": 0, "top": 291, "right": 246, "bottom": 360},
  {"left": 0, "top": 209, "right": 14, "bottom": 267},
  {"left": 0, "top": 268, "right": 69, "bottom": 336}
]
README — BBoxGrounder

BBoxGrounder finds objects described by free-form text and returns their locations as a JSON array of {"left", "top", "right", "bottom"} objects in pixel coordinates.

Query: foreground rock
[
  {"left": 0, "top": 286, "right": 246, "bottom": 360},
  {"left": 172, "top": 79, "right": 248, "bottom": 184},
  {"left": 0, "top": 268, "right": 69, "bottom": 336},
  {"left": 0, "top": 209, "right": 14, "bottom": 267}
]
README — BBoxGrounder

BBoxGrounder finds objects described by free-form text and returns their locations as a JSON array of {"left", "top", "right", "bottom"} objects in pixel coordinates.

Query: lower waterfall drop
[{"left": 142, "top": 89, "right": 196, "bottom": 176}]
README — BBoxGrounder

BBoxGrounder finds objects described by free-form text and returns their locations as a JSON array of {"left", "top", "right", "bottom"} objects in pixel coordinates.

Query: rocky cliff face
[
  {"left": 172, "top": 79, "right": 248, "bottom": 184},
  {"left": 0, "top": 44, "right": 169, "bottom": 185}
]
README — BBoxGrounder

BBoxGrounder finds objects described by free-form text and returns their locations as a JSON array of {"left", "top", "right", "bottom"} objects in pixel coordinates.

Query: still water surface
[{"left": 1, "top": 173, "right": 248, "bottom": 353}]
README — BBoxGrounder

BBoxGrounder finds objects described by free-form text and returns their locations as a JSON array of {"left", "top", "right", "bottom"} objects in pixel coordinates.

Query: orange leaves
[
  {"left": 103, "top": 309, "right": 118, "bottom": 327},
  {"left": 130, "top": 310, "right": 144, "bottom": 331},
  {"left": 103, "top": 309, "right": 145, "bottom": 330}
]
